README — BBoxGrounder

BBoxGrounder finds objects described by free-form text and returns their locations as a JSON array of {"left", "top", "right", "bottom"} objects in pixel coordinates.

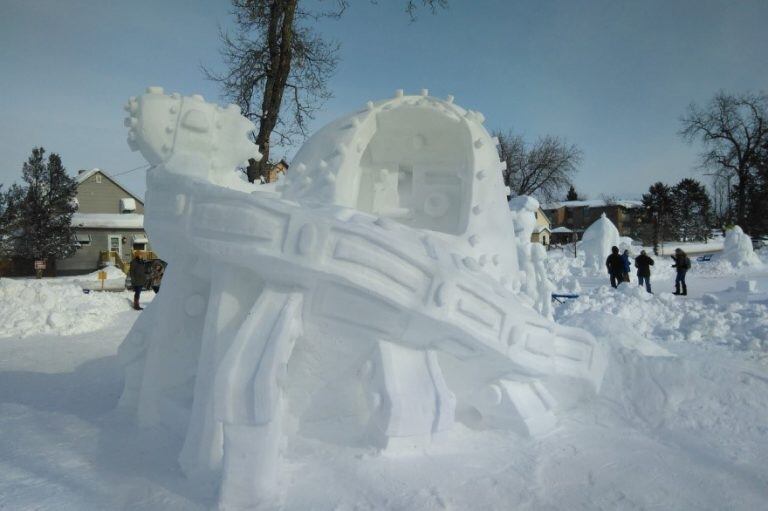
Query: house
[
  {"left": 254, "top": 159, "right": 289, "bottom": 184},
  {"left": 57, "top": 168, "right": 151, "bottom": 275},
  {"left": 543, "top": 199, "right": 643, "bottom": 237},
  {"left": 532, "top": 207, "right": 551, "bottom": 245}
]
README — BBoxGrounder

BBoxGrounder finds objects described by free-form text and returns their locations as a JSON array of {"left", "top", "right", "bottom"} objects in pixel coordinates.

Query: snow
[
  {"left": 543, "top": 199, "right": 643, "bottom": 209},
  {"left": 0, "top": 278, "right": 133, "bottom": 337},
  {"left": 66, "top": 264, "right": 128, "bottom": 290},
  {"left": 71, "top": 213, "right": 144, "bottom": 229},
  {"left": 118, "top": 88, "right": 607, "bottom": 508},
  {"left": 1, "top": 266, "right": 767, "bottom": 510},
  {"left": 722, "top": 225, "right": 762, "bottom": 268},
  {"left": 580, "top": 213, "right": 620, "bottom": 271}
]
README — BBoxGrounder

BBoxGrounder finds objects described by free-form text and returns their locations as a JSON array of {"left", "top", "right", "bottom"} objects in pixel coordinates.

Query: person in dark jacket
[
  {"left": 634, "top": 250, "right": 654, "bottom": 293},
  {"left": 620, "top": 249, "right": 631, "bottom": 282},
  {"left": 129, "top": 254, "right": 147, "bottom": 310},
  {"left": 605, "top": 246, "right": 624, "bottom": 288},
  {"left": 671, "top": 248, "right": 691, "bottom": 296}
]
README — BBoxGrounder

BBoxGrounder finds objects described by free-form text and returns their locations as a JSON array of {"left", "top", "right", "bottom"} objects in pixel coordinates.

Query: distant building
[
  {"left": 543, "top": 199, "right": 643, "bottom": 237},
  {"left": 57, "top": 169, "right": 151, "bottom": 275},
  {"left": 255, "top": 159, "right": 289, "bottom": 184},
  {"left": 532, "top": 207, "right": 552, "bottom": 245}
]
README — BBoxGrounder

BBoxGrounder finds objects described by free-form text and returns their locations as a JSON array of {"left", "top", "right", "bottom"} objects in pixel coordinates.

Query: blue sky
[{"left": 1, "top": 0, "right": 767, "bottom": 200}]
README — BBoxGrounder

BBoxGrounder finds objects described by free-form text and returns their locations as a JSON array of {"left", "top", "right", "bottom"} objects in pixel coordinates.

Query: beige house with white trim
[{"left": 57, "top": 169, "right": 151, "bottom": 275}]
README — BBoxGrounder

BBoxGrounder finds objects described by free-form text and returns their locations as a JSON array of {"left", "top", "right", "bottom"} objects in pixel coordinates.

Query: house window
[
  {"left": 120, "top": 198, "right": 137, "bottom": 213},
  {"left": 95, "top": 175, "right": 102, "bottom": 184},
  {"left": 75, "top": 234, "right": 91, "bottom": 247}
]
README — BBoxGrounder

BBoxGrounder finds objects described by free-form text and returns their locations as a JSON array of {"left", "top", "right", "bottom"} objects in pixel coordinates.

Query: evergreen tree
[
  {"left": 641, "top": 182, "right": 674, "bottom": 255},
  {"left": 10, "top": 148, "right": 78, "bottom": 268},
  {"left": 566, "top": 185, "right": 579, "bottom": 201},
  {"left": 671, "top": 178, "right": 712, "bottom": 242}
]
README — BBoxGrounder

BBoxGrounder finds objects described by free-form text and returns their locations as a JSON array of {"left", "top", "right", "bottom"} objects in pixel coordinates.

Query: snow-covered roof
[
  {"left": 71, "top": 213, "right": 144, "bottom": 229},
  {"left": 551, "top": 226, "right": 574, "bottom": 233},
  {"left": 75, "top": 168, "right": 145, "bottom": 203},
  {"left": 542, "top": 199, "right": 643, "bottom": 210},
  {"left": 533, "top": 225, "right": 551, "bottom": 234}
]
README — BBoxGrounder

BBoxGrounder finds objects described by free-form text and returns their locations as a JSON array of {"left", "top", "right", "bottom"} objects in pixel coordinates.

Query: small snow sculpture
[
  {"left": 508, "top": 195, "right": 553, "bottom": 317},
  {"left": 581, "top": 213, "right": 620, "bottom": 272},
  {"left": 118, "top": 87, "right": 607, "bottom": 509},
  {"left": 722, "top": 226, "right": 762, "bottom": 268}
]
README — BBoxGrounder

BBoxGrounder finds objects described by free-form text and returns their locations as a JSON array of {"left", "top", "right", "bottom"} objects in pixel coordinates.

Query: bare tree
[
  {"left": 680, "top": 91, "right": 768, "bottom": 226},
  {"left": 208, "top": 0, "right": 448, "bottom": 183},
  {"left": 494, "top": 130, "right": 582, "bottom": 202}
]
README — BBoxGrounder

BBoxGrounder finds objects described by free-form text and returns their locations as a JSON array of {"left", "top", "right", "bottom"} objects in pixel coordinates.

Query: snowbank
[
  {"left": 556, "top": 283, "right": 768, "bottom": 352},
  {"left": 0, "top": 278, "right": 132, "bottom": 338},
  {"left": 72, "top": 265, "right": 127, "bottom": 290}
]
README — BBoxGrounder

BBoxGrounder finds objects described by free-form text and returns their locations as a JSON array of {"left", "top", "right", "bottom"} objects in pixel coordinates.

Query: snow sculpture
[
  {"left": 508, "top": 195, "right": 553, "bottom": 317},
  {"left": 722, "top": 226, "right": 762, "bottom": 268},
  {"left": 581, "top": 213, "right": 620, "bottom": 272},
  {"left": 118, "top": 87, "right": 607, "bottom": 509}
]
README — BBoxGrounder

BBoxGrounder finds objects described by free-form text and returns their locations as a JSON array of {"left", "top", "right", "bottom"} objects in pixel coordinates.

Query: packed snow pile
[
  {"left": 581, "top": 213, "right": 620, "bottom": 272},
  {"left": 119, "top": 87, "right": 613, "bottom": 509},
  {"left": 722, "top": 225, "right": 762, "bottom": 268},
  {"left": 67, "top": 264, "right": 127, "bottom": 290},
  {"left": 557, "top": 284, "right": 768, "bottom": 352},
  {"left": 0, "top": 278, "right": 131, "bottom": 338}
]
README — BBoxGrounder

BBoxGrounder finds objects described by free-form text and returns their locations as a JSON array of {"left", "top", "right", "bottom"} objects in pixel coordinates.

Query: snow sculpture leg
[
  {"left": 180, "top": 267, "right": 258, "bottom": 483},
  {"left": 470, "top": 379, "right": 558, "bottom": 437},
  {"left": 365, "top": 341, "right": 456, "bottom": 449},
  {"left": 214, "top": 287, "right": 303, "bottom": 510}
]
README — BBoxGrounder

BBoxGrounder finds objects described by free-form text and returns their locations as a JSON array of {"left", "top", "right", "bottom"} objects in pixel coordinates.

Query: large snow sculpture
[
  {"left": 581, "top": 213, "right": 620, "bottom": 272},
  {"left": 722, "top": 226, "right": 762, "bottom": 268},
  {"left": 118, "top": 87, "right": 607, "bottom": 509}
]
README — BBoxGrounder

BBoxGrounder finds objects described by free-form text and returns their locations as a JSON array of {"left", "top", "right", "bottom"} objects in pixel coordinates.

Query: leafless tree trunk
[
  {"left": 493, "top": 130, "right": 582, "bottom": 202},
  {"left": 207, "top": 0, "right": 448, "bottom": 183}
]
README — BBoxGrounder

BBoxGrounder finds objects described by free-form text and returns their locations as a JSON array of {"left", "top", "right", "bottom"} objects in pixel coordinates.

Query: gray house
[{"left": 57, "top": 169, "right": 152, "bottom": 275}]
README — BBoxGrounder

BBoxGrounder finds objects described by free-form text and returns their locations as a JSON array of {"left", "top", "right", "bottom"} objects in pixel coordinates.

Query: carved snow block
[
  {"left": 471, "top": 379, "right": 557, "bottom": 437},
  {"left": 367, "top": 341, "right": 456, "bottom": 446}
]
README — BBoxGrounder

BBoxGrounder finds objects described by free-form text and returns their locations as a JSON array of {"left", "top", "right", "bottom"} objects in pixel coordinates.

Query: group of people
[
  {"left": 129, "top": 254, "right": 165, "bottom": 311},
  {"left": 605, "top": 246, "right": 691, "bottom": 295}
]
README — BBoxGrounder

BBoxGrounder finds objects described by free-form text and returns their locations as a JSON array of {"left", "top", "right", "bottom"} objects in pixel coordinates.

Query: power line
[{"left": 111, "top": 164, "right": 151, "bottom": 177}]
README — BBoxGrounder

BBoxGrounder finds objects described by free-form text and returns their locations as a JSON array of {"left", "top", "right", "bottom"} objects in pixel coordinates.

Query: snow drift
[{"left": 0, "top": 278, "right": 131, "bottom": 338}]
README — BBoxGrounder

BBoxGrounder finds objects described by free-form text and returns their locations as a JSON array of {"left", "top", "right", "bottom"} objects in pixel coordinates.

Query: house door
[{"left": 108, "top": 234, "right": 123, "bottom": 261}]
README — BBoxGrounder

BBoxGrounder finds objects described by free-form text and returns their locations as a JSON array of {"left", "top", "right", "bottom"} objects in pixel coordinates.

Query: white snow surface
[
  {"left": 1, "top": 270, "right": 767, "bottom": 510},
  {"left": 0, "top": 278, "right": 133, "bottom": 337},
  {"left": 71, "top": 213, "right": 144, "bottom": 229}
]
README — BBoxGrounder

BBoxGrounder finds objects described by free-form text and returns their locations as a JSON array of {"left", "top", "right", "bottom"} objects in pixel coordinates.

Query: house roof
[
  {"left": 533, "top": 225, "right": 551, "bottom": 234},
  {"left": 75, "top": 168, "right": 145, "bottom": 204},
  {"left": 542, "top": 199, "right": 643, "bottom": 210},
  {"left": 71, "top": 213, "right": 144, "bottom": 229},
  {"left": 551, "top": 226, "right": 574, "bottom": 233}
]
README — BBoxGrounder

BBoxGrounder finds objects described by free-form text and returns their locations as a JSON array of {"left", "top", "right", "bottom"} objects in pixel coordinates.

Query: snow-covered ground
[{"left": 1, "top": 247, "right": 767, "bottom": 510}]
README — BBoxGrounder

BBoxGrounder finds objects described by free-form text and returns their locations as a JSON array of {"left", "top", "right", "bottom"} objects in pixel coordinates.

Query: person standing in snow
[
  {"left": 620, "top": 249, "right": 631, "bottom": 282},
  {"left": 129, "top": 254, "right": 148, "bottom": 310},
  {"left": 634, "top": 250, "right": 654, "bottom": 293},
  {"left": 150, "top": 260, "right": 165, "bottom": 293},
  {"left": 671, "top": 248, "right": 691, "bottom": 296},
  {"left": 605, "top": 246, "right": 624, "bottom": 288}
]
